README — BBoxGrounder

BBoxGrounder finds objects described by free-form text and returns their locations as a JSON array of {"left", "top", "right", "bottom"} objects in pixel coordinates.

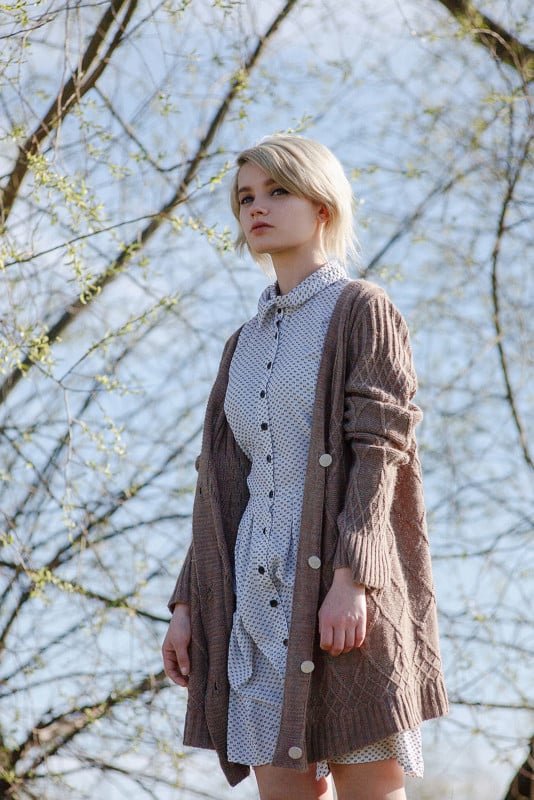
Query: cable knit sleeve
[
  {"left": 167, "top": 543, "right": 193, "bottom": 612},
  {"left": 167, "top": 456, "right": 200, "bottom": 612},
  {"left": 334, "top": 290, "right": 423, "bottom": 589}
]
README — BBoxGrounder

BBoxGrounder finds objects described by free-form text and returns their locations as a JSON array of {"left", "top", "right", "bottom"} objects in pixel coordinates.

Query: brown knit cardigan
[{"left": 168, "top": 279, "right": 448, "bottom": 786}]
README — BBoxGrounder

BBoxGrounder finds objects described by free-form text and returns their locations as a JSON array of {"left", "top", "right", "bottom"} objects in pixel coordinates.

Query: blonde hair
[{"left": 230, "top": 134, "right": 358, "bottom": 269}]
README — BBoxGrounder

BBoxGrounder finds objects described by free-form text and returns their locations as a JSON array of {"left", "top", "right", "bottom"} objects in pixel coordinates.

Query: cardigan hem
[{"left": 306, "top": 678, "right": 449, "bottom": 765}]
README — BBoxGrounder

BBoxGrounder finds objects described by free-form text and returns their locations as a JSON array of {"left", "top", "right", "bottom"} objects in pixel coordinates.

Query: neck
[{"left": 272, "top": 248, "right": 329, "bottom": 295}]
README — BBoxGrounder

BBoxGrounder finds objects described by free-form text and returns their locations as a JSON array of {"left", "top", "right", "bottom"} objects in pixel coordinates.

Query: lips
[{"left": 250, "top": 222, "right": 273, "bottom": 232}]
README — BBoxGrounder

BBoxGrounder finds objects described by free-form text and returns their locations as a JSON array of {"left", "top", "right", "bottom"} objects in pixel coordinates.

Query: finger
[
  {"left": 176, "top": 645, "right": 190, "bottom": 680},
  {"left": 342, "top": 625, "right": 355, "bottom": 653},
  {"left": 162, "top": 642, "right": 189, "bottom": 687},
  {"left": 163, "top": 652, "right": 187, "bottom": 686},
  {"left": 329, "top": 625, "right": 346, "bottom": 657},
  {"left": 169, "top": 668, "right": 189, "bottom": 688},
  {"left": 354, "top": 614, "right": 367, "bottom": 648},
  {"left": 319, "top": 622, "right": 334, "bottom": 652}
]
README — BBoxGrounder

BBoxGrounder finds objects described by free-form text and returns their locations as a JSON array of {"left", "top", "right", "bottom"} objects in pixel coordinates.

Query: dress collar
[{"left": 257, "top": 260, "right": 347, "bottom": 325}]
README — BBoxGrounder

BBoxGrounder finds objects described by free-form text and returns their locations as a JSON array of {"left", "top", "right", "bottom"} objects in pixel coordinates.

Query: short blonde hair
[{"left": 230, "top": 134, "right": 358, "bottom": 268}]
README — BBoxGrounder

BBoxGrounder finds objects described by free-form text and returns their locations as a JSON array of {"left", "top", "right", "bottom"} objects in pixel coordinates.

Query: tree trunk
[{"left": 503, "top": 737, "right": 534, "bottom": 800}]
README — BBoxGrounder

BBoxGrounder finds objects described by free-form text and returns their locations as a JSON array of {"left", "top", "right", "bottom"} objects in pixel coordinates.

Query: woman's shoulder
[
  {"left": 337, "top": 277, "right": 390, "bottom": 315},
  {"left": 334, "top": 279, "right": 410, "bottom": 344}
]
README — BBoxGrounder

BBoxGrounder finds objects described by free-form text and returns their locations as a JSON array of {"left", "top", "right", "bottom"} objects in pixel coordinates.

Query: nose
[{"left": 250, "top": 201, "right": 267, "bottom": 217}]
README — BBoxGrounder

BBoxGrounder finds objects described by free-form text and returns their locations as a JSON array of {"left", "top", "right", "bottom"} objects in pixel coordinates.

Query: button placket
[
  {"left": 252, "top": 308, "right": 281, "bottom": 567},
  {"left": 274, "top": 307, "right": 283, "bottom": 340},
  {"left": 260, "top": 307, "right": 287, "bottom": 636},
  {"left": 259, "top": 311, "right": 279, "bottom": 512}
]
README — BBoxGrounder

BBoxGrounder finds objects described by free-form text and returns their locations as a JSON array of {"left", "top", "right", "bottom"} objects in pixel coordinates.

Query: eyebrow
[{"left": 237, "top": 178, "right": 277, "bottom": 195}]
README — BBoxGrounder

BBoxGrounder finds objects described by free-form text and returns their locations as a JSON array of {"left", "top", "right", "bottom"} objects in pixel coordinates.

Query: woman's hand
[
  {"left": 318, "top": 567, "right": 366, "bottom": 655},
  {"left": 162, "top": 603, "right": 191, "bottom": 687}
]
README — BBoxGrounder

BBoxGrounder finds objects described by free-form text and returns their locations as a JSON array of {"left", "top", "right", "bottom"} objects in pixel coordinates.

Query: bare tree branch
[
  {"left": 0, "top": 420, "right": 201, "bottom": 654},
  {"left": 0, "top": 0, "right": 139, "bottom": 224},
  {"left": 13, "top": 670, "right": 169, "bottom": 779},
  {"left": 491, "top": 133, "right": 534, "bottom": 471},
  {"left": 0, "top": 0, "right": 300, "bottom": 406},
  {"left": 363, "top": 169, "right": 470, "bottom": 276},
  {"left": 434, "top": 0, "right": 534, "bottom": 81},
  {"left": 450, "top": 698, "right": 534, "bottom": 712}
]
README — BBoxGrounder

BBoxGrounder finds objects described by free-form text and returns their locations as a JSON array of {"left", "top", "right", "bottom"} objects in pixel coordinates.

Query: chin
[{"left": 248, "top": 243, "right": 272, "bottom": 257}]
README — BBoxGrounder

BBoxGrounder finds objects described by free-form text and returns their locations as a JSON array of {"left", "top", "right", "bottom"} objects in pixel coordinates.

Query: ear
[{"left": 317, "top": 204, "right": 330, "bottom": 223}]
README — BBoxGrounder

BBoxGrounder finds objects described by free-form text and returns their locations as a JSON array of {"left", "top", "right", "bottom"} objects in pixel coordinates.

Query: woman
[{"left": 162, "top": 135, "right": 448, "bottom": 800}]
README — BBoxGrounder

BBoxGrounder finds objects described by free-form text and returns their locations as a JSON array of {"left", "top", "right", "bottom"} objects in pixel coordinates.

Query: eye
[
  {"left": 239, "top": 194, "right": 253, "bottom": 205},
  {"left": 272, "top": 187, "right": 288, "bottom": 196}
]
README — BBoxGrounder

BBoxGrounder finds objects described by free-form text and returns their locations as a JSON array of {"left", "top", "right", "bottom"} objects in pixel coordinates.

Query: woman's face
[{"left": 237, "top": 162, "right": 325, "bottom": 259}]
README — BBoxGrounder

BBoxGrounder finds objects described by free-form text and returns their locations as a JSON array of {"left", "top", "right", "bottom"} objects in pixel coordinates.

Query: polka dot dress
[
  {"left": 223, "top": 262, "right": 423, "bottom": 778},
  {"left": 316, "top": 727, "right": 423, "bottom": 779}
]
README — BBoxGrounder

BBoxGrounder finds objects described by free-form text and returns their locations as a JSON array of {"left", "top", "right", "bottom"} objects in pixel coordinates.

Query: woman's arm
[
  {"left": 334, "top": 289, "right": 423, "bottom": 589},
  {"left": 319, "top": 290, "right": 421, "bottom": 654}
]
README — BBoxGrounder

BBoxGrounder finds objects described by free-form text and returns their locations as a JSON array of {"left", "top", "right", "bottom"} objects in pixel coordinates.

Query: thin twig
[{"left": 490, "top": 133, "right": 534, "bottom": 471}]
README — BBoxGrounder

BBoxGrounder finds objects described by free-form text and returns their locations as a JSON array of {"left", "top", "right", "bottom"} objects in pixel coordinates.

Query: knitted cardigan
[{"left": 168, "top": 279, "right": 448, "bottom": 786}]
